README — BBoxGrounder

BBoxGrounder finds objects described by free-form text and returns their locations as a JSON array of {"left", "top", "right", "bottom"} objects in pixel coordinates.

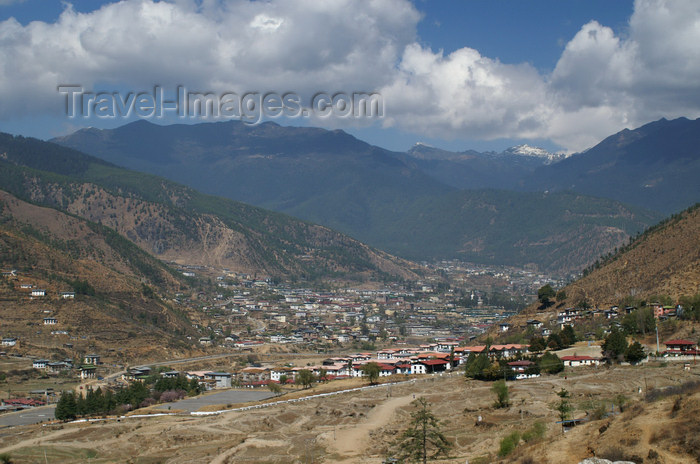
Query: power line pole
[{"left": 655, "top": 325, "right": 660, "bottom": 355}]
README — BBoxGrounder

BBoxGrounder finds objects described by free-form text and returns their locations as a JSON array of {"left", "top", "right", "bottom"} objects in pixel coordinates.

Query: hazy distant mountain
[
  {"left": 52, "top": 119, "right": 450, "bottom": 215},
  {"left": 362, "top": 189, "right": 658, "bottom": 274},
  {"left": 53, "top": 121, "right": 661, "bottom": 274},
  {"left": 521, "top": 117, "right": 700, "bottom": 214}
]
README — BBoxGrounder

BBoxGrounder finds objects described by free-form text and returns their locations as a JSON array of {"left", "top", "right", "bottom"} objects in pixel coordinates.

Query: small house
[
  {"left": 663, "top": 339, "right": 699, "bottom": 356},
  {"left": 79, "top": 365, "right": 97, "bottom": 379},
  {"left": 560, "top": 355, "right": 599, "bottom": 367},
  {"left": 32, "top": 359, "right": 50, "bottom": 369},
  {"left": 83, "top": 354, "right": 100, "bottom": 365},
  {"left": 206, "top": 372, "right": 232, "bottom": 389}
]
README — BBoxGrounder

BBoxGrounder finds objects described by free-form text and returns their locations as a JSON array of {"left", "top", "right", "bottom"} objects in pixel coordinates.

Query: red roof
[
  {"left": 663, "top": 350, "right": 700, "bottom": 356},
  {"left": 421, "top": 359, "right": 449, "bottom": 366},
  {"left": 561, "top": 355, "right": 596, "bottom": 361},
  {"left": 507, "top": 360, "right": 534, "bottom": 366},
  {"left": 3, "top": 398, "right": 45, "bottom": 406},
  {"left": 664, "top": 339, "right": 696, "bottom": 346}
]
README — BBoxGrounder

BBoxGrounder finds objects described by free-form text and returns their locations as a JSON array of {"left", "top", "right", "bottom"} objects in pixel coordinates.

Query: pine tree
[
  {"left": 391, "top": 397, "right": 452, "bottom": 464},
  {"left": 625, "top": 341, "right": 647, "bottom": 364},
  {"left": 602, "top": 326, "right": 628, "bottom": 362},
  {"left": 55, "top": 391, "right": 77, "bottom": 421}
]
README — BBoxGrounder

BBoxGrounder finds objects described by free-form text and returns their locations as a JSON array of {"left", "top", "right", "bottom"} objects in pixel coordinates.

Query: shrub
[
  {"left": 160, "top": 390, "right": 186, "bottom": 403},
  {"left": 498, "top": 431, "right": 521, "bottom": 457},
  {"left": 139, "top": 398, "right": 157, "bottom": 408},
  {"left": 492, "top": 380, "right": 510, "bottom": 408},
  {"left": 522, "top": 421, "right": 546, "bottom": 442}
]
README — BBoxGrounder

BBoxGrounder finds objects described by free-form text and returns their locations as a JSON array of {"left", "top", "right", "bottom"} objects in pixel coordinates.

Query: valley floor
[{"left": 0, "top": 362, "right": 696, "bottom": 463}]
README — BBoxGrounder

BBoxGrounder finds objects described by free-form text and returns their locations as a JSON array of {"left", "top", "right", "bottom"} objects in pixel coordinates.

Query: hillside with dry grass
[
  {"left": 560, "top": 203, "right": 700, "bottom": 308},
  {"left": 0, "top": 189, "right": 197, "bottom": 359},
  {"left": 509, "top": 203, "right": 700, "bottom": 326}
]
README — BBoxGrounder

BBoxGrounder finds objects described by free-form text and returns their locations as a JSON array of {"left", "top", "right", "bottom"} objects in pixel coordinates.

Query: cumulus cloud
[
  {"left": 380, "top": 43, "right": 553, "bottom": 140},
  {"left": 0, "top": 0, "right": 418, "bottom": 116},
  {"left": 546, "top": 0, "right": 700, "bottom": 149},
  {"left": 0, "top": 0, "right": 700, "bottom": 152}
]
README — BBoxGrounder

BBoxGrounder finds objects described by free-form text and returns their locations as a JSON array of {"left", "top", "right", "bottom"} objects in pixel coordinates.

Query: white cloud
[
  {"left": 380, "top": 0, "right": 700, "bottom": 152},
  {"left": 0, "top": 0, "right": 700, "bottom": 152},
  {"left": 380, "top": 43, "right": 552, "bottom": 140},
  {"left": 0, "top": 0, "right": 419, "bottom": 116},
  {"left": 547, "top": 0, "right": 700, "bottom": 149}
]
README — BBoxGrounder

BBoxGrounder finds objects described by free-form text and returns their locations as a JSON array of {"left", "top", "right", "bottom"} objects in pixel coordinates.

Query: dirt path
[{"left": 323, "top": 394, "right": 415, "bottom": 462}]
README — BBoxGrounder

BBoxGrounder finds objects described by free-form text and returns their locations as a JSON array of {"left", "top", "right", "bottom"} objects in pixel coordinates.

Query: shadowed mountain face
[
  {"left": 0, "top": 132, "right": 420, "bottom": 281},
  {"left": 52, "top": 120, "right": 666, "bottom": 274},
  {"left": 520, "top": 117, "right": 700, "bottom": 215},
  {"left": 52, "top": 120, "right": 451, "bottom": 214}
]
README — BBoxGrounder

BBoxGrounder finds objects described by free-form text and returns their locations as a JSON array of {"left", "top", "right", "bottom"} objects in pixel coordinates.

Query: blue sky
[{"left": 0, "top": 0, "right": 697, "bottom": 154}]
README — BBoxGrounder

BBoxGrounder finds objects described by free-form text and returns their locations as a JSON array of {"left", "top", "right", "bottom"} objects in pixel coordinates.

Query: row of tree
[
  {"left": 55, "top": 374, "right": 203, "bottom": 421},
  {"left": 463, "top": 351, "right": 563, "bottom": 381}
]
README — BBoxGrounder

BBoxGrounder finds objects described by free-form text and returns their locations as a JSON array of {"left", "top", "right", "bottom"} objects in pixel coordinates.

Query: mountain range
[
  {"left": 520, "top": 117, "right": 700, "bottom": 215},
  {"left": 402, "top": 143, "right": 566, "bottom": 190},
  {"left": 0, "top": 133, "right": 418, "bottom": 282},
  {"left": 51, "top": 118, "right": 687, "bottom": 274}
]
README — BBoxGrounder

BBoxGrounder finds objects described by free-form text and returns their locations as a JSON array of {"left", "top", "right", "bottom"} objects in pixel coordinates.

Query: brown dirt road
[{"left": 320, "top": 393, "right": 415, "bottom": 463}]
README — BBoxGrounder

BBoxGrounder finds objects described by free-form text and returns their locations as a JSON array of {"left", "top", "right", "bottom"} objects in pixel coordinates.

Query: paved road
[
  {"left": 0, "top": 405, "right": 55, "bottom": 428},
  {"left": 155, "top": 390, "right": 275, "bottom": 413}
]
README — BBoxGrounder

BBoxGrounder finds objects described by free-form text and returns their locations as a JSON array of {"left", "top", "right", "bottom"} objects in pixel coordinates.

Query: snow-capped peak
[
  {"left": 413, "top": 141, "right": 434, "bottom": 148},
  {"left": 502, "top": 144, "right": 568, "bottom": 164}
]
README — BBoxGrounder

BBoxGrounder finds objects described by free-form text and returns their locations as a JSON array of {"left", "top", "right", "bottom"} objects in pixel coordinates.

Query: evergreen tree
[
  {"left": 528, "top": 337, "right": 547, "bottom": 352},
  {"left": 561, "top": 325, "right": 577, "bottom": 346},
  {"left": 625, "top": 341, "right": 647, "bottom": 364},
  {"left": 55, "top": 391, "right": 77, "bottom": 421},
  {"left": 74, "top": 392, "right": 85, "bottom": 416},
  {"left": 391, "top": 397, "right": 452, "bottom": 463},
  {"left": 464, "top": 353, "right": 490, "bottom": 379},
  {"left": 554, "top": 388, "right": 573, "bottom": 430},
  {"left": 538, "top": 352, "right": 564, "bottom": 374},
  {"left": 602, "top": 326, "right": 628, "bottom": 362},
  {"left": 537, "top": 285, "right": 556, "bottom": 308}
]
